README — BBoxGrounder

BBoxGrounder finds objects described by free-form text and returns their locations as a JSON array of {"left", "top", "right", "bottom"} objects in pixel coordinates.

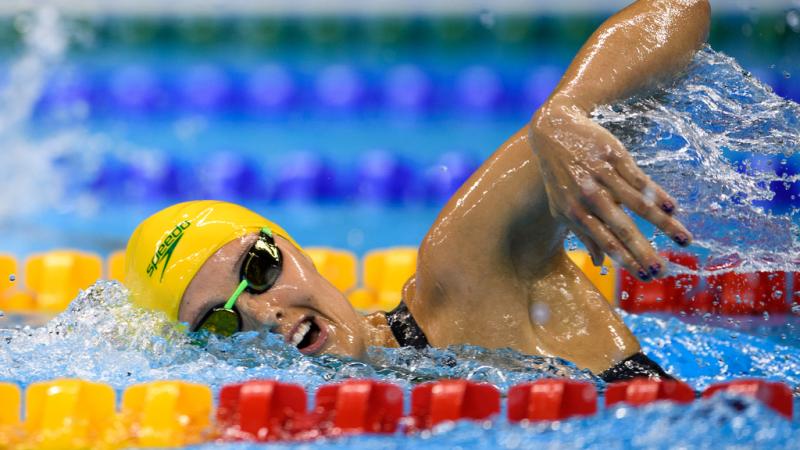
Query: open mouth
[{"left": 287, "top": 315, "right": 328, "bottom": 355}]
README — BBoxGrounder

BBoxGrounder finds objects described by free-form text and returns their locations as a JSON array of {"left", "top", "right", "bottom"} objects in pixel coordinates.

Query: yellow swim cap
[{"left": 124, "top": 200, "right": 298, "bottom": 322}]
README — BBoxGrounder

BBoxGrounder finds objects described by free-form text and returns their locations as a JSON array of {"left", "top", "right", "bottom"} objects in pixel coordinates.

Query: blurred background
[{"left": 0, "top": 0, "right": 797, "bottom": 257}]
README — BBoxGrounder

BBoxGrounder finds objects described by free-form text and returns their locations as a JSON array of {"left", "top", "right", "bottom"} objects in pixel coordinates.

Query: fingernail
[
  {"left": 649, "top": 263, "right": 662, "bottom": 276},
  {"left": 637, "top": 270, "right": 651, "bottom": 281},
  {"left": 661, "top": 201, "right": 674, "bottom": 214},
  {"left": 674, "top": 233, "right": 688, "bottom": 246}
]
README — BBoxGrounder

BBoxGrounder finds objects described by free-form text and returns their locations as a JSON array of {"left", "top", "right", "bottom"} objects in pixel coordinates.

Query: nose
[{"left": 239, "top": 294, "right": 284, "bottom": 329}]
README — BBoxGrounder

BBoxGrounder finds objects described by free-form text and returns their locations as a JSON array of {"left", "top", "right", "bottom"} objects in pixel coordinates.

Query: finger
[
  {"left": 580, "top": 184, "right": 666, "bottom": 278},
  {"left": 593, "top": 126, "right": 678, "bottom": 216},
  {"left": 595, "top": 163, "right": 693, "bottom": 247},
  {"left": 613, "top": 152, "right": 679, "bottom": 216},
  {"left": 572, "top": 228, "right": 604, "bottom": 266},
  {"left": 566, "top": 203, "right": 648, "bottom": 279}
]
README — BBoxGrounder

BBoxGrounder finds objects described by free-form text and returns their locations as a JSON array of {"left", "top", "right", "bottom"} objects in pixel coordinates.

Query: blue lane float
[
  {"left": 32, "top": 62, "right": 799, "bottom": 119},
  {"left": 86, "top": 147, "right": 800, "bottom": 209},
  {"left": 383, "top": 64, "right": 434, "bottom": 115},
  {"left": 246, "top": 64, "right": 298, "bottom": 114},
  {"left": 107, "top": 65, "right": 166, "bottom": 113},
  {"left": 350, "top": 150, "right": 419, "bottom": 204},
  {"left": 179, "top": 65, "right": 235, "bottom": 113}
]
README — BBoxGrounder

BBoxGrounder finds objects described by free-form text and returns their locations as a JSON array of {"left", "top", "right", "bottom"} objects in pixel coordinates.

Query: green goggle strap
[
  {"left": 220, "top": 226, "right": 274, "bottom": 311},
  {"left": 223, "top": 279, "right": 248, "bottom": 310}
]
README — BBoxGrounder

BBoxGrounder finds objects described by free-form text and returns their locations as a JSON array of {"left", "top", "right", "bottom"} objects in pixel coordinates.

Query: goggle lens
[
  {"left": 243, "top": 238, "right": 282, "bottom": 292},
  {"left": 192, "top": 227, "right": 283, "bottom": 337},
  {"left": 196, "top": 307, "right": 240, "bottom": 337}
]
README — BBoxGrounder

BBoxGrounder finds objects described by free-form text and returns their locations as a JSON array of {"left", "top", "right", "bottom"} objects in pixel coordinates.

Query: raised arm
[
  {"left": 411, "top": 1, "right": 711, "bottom": 369},
  {"left": 548, "top": 0, "right": 711, "bottom": 113},
  {"left": 531, "top": 0, "right": 710, "bottom": 277}
]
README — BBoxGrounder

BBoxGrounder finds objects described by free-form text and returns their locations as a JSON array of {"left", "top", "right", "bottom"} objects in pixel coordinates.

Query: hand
[{"left": 529, "top": 97, "right": 692, "bottom": 280}]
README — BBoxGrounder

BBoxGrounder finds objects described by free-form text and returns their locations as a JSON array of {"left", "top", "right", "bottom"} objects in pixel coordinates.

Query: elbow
[
  {"left": 668, "top": 0, "right": 711, "bottom": 47},
  {"left": 667, "top": 0, "right": 709, "bottom": 10},
  {"left": 686, "top": 0, "right": 711, "bottom": 45},
  {"left": 678, "top": 0, "right": 711, "bottom": 26},
  {"left": 686, "top": 0, "right": 711, "bottom": 23}
]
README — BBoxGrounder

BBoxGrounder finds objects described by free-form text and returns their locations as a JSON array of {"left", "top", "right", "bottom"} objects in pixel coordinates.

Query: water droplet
[
  {"left": 530, "top": 302, "right": 550, "bottom": 325},
  {"left": 346, "top": 228, "right": 364, "bottom": 248},
  {"left": 600, "top": 265, "right": 609, "bottom": 275},
  {"left": 763, "top": 311, "right": 770, "bottom": 321},
  {"left": 791, "top": 304, "right": 800, "bottom": 314},
  {"left": 621, "top": 291, "right": 629, "bottom": 300},
  {"left": 787, "top": 10, "right": 800, "bottom": 31},
  {"left": 783, "top": 71, "right": 792, "bottom": 79},
  {"left": 478, "top": 9, "right": 495, "bottom": 29},
  {"left": 8, "top": 274, "right": 15, "bottom": 282}
]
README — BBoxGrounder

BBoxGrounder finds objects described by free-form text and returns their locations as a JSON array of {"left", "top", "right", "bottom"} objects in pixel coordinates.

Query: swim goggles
[{"left": 191, "top": 226, "right": 282, "bottom": 337}]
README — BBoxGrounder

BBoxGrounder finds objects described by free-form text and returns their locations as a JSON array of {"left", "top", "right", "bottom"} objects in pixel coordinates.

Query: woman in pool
[{"left": 125, "top": 0, "right": 709, "bottom": 381}]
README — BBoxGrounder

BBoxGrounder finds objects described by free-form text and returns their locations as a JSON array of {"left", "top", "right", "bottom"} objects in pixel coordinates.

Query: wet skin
[{"left": 180, "top": 0, "right": 711, "bottom": 375}]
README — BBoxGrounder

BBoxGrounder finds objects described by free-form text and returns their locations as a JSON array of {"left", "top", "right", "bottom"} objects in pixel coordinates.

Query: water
[
  {"left": 0, "top": 8, "right": 104, "bottom": 220},
  {"left": 0, "top": 282, "right": 594, "bottom": 391},
  {"left": 187, "top": 396, "right": 798, "bottom": 450},
  {"left": 594, "top": 46, "right": 800, "bottom": 273},
  {"left": 0, "top": 282, "right": 798, "bottom": 448}
]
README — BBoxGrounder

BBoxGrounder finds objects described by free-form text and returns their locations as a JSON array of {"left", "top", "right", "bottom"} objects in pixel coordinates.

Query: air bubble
[{"left": 8, "top": 274, "right": 15, "bottom": 282}]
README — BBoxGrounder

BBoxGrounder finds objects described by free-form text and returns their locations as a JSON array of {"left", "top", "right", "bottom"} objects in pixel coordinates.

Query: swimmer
[{"left": 124, "top": 0, "right": 709, "bottom": 381}]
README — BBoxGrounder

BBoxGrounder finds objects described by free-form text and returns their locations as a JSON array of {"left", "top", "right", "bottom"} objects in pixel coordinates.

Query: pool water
[
  {"left": 0, "top": 7, "right": 799, "bottom": 449},
  {"left": 1, "top": 282, "right": 798, "bottom": 448}
]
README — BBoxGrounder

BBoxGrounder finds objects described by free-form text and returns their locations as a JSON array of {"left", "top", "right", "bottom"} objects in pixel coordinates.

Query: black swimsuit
[
  {"left": 385, "top": 300, "right": 430, "bottom": 349},
  {"left": 385, "top": 300, "right": 673, "bottom": 382}
]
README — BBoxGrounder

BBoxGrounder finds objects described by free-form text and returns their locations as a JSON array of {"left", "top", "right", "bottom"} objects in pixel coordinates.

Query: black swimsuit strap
[
  {"left": 385, "top": 300, "right": 430, "bottom": 349},
  {"left": 598, "top": 352, "right": 675, "bottom": 383},
  {"left": 385, "top": 303, "right": 673, "bottom": 384}
]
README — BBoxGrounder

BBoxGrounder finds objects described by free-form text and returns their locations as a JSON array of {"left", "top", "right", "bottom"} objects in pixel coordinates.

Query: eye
[{"left": 243, "top": 250, "right": 282, "bottom": 292}]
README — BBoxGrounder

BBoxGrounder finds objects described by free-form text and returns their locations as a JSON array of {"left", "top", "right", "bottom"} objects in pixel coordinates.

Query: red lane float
[
  {"left": 702, "top": 380, "right": 793, "bottom": 419},
  {"left": 754, "top": 271, "right": 789, "bottom": 314},
  {"left": 410, "top": 380, "right": 500, "bottom": 429},
  {"left": 619, "top": 252, "right": 790, "bottom": 315},
  {"left": 217, "top": 380, "right": 307, "bottom": 441},
  {"left": 619, "top": 252, "right": 700, "bottom": 313},
  {"left": 312, "top": 380, "right": 403, "bottom": 435},
  {"left": 606, "top": 379, "right": 694, "bottom": 407},
  {"left": 211, "top": 377, "right": 793, "bottom": 443},
  {"left": 507, "top": 379, "right": 596, "bottom": 422}
]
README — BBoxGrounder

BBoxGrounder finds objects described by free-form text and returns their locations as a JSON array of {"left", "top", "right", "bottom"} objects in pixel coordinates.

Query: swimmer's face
[{"left": 180, "top": 233, "right": 369, "bottom": 357}]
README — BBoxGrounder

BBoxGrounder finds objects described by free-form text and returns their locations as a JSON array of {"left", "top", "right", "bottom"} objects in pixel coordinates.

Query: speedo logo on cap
[{"left": 147, "top": 220, "right": 191, "bottom": 281}]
